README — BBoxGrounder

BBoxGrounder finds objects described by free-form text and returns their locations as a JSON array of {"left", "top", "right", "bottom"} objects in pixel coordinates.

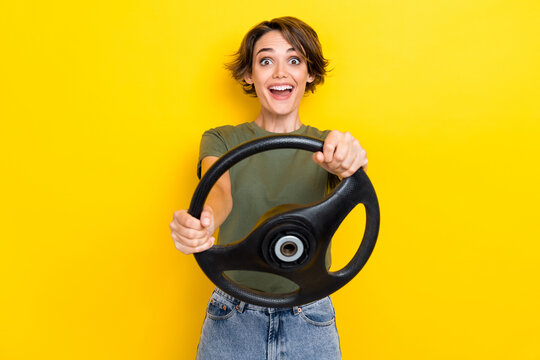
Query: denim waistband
[{"left": 213, "top": 287, "right": 322, "bottom": 314}]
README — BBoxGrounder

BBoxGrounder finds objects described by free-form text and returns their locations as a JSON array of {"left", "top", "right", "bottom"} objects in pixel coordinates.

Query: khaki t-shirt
[{"left": 197, "top": 121, "right": 333, "bottom": 294}]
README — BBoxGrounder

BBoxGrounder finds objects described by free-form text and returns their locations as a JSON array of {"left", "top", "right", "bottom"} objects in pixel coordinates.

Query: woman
[{"left": 170, "top": 16, "right": 368, "bottom": 359}]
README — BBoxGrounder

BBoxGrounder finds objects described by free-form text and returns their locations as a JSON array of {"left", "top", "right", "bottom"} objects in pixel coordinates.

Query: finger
[
  {"left": 339, "top": 149, "right": 357, "bottom": 174},
  {"left": 177, "top": 236, "right": 215, "bottom": 254},
  {"left": 196, "top": 237, "right": 215, "bottom": 253},
  {"left": 361, "top": 158, "right": 368, "bottom": 171},
  {"left": 174, "top": 225, "right": 208, "bottom": 245},
  {"left": 172, "top": 231, "right": 207, "bottom": 248},
  {"left": 173, "top": 240, "right": 194, "bottom": 255},
  {"left": 340, "top": 138, "right": 365, "bottom": 176},
  {"left": 174, "top": 237, "right": 214, "bottom": 255},
  {"left": 332, "top": 138, "right": 350, "bottom": 166},
  {"left": 174, "top": 210, "right": 204, "bottom": 231},
  {"left": 341, "top": 156, "right": 363, "bottom": 178},
  {"left": 326, "top": 145, "right": 348, "bottom": 173},
  {"left": 323, "top": 131, "right": 341, "bottom": 163},
  {"left": 172, "top": 232, "right": 197, "bottom": 254},
  {"left": 323, "top": 142, "right": 336, "bottom": 163},
  {"left": 357, "top": 146, "right": 367, "bottom": 166}
]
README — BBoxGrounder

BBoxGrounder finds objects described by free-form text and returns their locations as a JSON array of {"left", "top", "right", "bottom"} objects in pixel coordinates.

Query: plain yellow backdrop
[{"left": 1, "top": 0, "right": 539, "bottom": 359}]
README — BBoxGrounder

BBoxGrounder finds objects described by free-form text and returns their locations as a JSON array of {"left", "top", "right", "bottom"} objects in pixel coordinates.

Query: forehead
[{"left": 254, "top": 30, "right": 296, "bottom": 53}]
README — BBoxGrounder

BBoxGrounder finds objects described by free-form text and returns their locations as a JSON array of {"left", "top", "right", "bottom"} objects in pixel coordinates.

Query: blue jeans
[{"left": 196, "top": 288, "right": 341, "bottom": 360}]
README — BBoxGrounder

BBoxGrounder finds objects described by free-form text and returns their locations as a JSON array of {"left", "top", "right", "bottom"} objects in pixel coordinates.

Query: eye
[
  {"left": 289, "top": 57, "right": 301, "bottom": 65},
  {"left": 260, "top": 58, "right": 273, "bottom": 66}
]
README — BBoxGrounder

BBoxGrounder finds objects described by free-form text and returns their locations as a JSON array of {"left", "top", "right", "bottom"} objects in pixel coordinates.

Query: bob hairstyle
[{"left": 226, "top": 16, "right": 329, "bottom": 96}]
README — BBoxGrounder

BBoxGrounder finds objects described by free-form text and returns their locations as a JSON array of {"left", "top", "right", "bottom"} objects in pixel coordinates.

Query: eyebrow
[{"left": 256, "top": 47, "right": 296, "bottom": 55}]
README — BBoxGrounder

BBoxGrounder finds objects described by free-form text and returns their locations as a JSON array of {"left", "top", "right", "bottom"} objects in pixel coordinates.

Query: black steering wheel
[{"left": 188, "top": 135, "right": 380, "bottom": 308}]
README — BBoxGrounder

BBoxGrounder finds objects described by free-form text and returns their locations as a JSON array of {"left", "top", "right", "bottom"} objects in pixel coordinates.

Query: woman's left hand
[{"left": 312, "top": 130, "right": 368, "bottom": 178}]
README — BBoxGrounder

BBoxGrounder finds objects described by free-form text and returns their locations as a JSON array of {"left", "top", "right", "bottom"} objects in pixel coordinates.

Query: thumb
[
  {"left": 200, "top": 206, "right": 214, "bottom": 229},
  {"left": 312, "top": 151, "right": 324, "bottom": 165}
]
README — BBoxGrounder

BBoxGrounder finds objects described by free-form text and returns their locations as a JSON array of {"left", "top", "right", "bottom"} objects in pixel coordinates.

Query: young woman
[{"left": 170, "top": 16, "right": 368, "bottom": 359}]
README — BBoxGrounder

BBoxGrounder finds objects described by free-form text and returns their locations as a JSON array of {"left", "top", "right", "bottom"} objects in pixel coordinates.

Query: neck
[{"left": 254, "top": 108, "right": 302, "bottom": 133}]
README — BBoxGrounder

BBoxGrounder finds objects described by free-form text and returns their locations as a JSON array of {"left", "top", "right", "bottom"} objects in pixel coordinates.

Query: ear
[
  {"left": 307, "top": 73, "right": 315, "bottom": 84},
  {"left": 244, "top": 73, "right": 253, "bottom": 84}
]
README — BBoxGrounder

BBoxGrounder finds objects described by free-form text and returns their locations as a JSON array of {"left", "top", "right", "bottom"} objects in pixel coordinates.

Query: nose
[{"left": 272, "top": 61, "right": 287, "bottom": 79}]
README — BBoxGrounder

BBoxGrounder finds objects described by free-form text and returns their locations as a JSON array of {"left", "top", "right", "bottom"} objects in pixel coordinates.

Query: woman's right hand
[{"left": 169, "top": 205, "right": 215, "bottom": 254}]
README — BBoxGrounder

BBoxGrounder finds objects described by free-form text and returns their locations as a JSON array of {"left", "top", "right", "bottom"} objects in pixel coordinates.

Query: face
[{"left": 244, "top": 30, "right": 314, "bottom": 116}]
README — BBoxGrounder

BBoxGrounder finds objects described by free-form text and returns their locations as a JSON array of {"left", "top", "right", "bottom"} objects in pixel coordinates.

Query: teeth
[{"left": 269, "top": 85, "right": 293, "bottom": 91}]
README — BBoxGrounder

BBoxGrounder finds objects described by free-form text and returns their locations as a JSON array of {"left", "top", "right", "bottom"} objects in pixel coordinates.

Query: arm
[
  {"left": 169, "top": 156, "right": 233, "bottom": 255},
  {"left": 198, "top": 156, "right": 233, "bottom": 230}
]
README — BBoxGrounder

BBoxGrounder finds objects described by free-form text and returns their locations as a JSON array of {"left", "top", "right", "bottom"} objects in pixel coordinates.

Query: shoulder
[
  {"left": 201, "top": 122, "right": 258, "bottom": 150},
  {"left": 197, "top": 123, "right": 258, "bottom": 178}
]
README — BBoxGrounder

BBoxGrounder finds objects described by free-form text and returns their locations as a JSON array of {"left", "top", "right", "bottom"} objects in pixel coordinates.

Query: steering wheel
[{"left": 188, "top": 135, "right": 380, "bottom": 308}]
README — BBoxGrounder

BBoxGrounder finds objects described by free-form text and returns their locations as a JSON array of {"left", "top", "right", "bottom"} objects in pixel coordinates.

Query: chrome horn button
[{"left": 274, "top": 235, "right": 304, "bottom": 262}]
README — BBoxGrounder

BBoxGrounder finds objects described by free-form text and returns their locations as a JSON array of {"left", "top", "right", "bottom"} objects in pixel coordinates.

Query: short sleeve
[{"left": 197, "top": 128, "right": 229, "bottom": 178}]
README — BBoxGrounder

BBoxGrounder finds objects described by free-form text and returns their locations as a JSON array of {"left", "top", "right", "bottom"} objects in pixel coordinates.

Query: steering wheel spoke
[
  {"left": 299, "top": 169, "right": 377, "bottom": 238},
  {"left": 197, "top": 234, "right": 273, "bottom": 274}
]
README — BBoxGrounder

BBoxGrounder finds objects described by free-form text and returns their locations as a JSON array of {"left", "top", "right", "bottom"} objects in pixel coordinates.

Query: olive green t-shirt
[{"left": 197, "top": 122, "right": 333, "bottom": 294}]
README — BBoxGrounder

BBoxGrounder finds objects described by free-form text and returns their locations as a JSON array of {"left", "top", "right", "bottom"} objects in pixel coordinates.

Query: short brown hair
[{"left": 226, "top": 16, "right": 329, "bottom": 96}]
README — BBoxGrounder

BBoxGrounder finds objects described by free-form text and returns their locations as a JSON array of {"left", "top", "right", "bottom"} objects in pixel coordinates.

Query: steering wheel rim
[{"left": 188, "top": 135, "right": 380, "bottom": 308}]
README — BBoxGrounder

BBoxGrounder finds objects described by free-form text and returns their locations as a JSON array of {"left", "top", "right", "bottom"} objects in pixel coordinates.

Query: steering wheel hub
[{"left": 275, "top": 236, "right": 303, "bottom": 261}]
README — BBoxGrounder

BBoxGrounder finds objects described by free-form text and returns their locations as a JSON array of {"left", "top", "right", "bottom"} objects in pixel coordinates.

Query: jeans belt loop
[{"left": 236, "top": 301, "right": 246, "bottom": 313}]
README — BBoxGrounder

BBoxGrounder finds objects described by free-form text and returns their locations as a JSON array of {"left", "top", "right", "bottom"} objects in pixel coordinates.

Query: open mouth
[{"left": 268, "top": 85, "right": 294, "bottom": 98}]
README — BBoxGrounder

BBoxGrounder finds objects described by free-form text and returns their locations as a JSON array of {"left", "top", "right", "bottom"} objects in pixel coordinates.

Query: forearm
[
  {"left": 200, "top": 156, "right": 233, "bottom": 232},
  {"left": 204, "top": 182, "right": 233, "bottom": 230}
]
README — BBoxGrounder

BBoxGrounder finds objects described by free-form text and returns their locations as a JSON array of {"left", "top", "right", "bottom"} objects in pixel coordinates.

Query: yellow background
[{"left": 1, "top": 0, "right": 539, "bottom": 359}]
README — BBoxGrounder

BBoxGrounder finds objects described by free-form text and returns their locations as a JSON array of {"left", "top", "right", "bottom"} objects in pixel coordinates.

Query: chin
[
  {"left": 266, "top": 106, "right": 296, "bottom": 116},
  {"left": 263, "top": 100, "right": 301, "bottom": 116}
]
